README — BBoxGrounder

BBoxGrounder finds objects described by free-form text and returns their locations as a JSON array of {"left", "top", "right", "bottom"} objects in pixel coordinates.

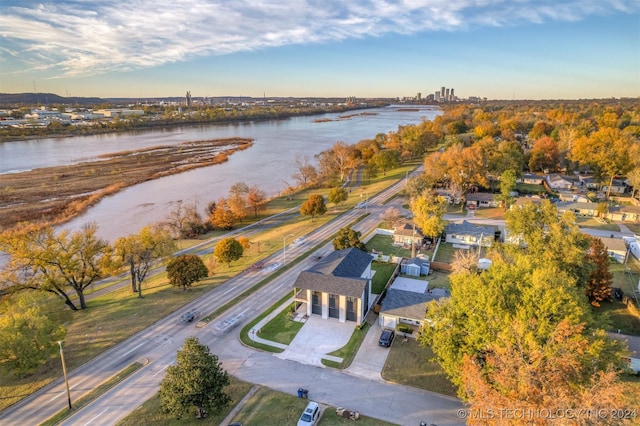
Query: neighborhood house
[
  {"left": 379, "top": 276, "right": 450, "bottom": 335},
  {"left": 445, "top": 220, "right": 495, "bottom": 247},
  {"left": 292, "top": 248, "right": 374, "bottom": 324}
]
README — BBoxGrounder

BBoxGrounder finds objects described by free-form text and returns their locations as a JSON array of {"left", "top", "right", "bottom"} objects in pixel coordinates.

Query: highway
[{"left": 0, "top": 170, "right": 465, "bottom": 426}]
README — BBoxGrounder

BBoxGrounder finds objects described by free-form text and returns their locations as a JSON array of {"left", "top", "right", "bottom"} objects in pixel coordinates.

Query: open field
[{"left": 0, "top": 138, "right": 253, "bottom": 230}]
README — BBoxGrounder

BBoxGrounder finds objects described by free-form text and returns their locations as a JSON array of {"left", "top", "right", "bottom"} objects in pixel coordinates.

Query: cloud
[{"left": 1, "top": 0, "right": 637, "bottom": 77}]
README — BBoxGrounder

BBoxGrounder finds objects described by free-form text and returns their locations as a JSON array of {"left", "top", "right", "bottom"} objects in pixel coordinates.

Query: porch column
[
  {"left": 321, "top": 292, "right": 329, "bottom": 319},
  {"left": 306, "top": 290, "right": 312, "bottom": 316},
  {"left": 339, "top": 295, "right": 346, "bottom": 323}
]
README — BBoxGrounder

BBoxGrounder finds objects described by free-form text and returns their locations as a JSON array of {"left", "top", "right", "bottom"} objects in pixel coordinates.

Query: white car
[{"left": 297, "top": 401, "right": 320, "bottom": 426}]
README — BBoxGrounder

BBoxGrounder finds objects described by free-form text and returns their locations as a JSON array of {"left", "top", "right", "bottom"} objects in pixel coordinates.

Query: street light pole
[{"left": 58, "top": 341, "right": 72, "bottom": 410}]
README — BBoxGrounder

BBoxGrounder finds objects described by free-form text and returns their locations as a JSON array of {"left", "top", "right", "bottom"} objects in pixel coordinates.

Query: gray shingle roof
[
  {"left": 380, "top": 288, "right": 449, "bottom": 321},
  {"left": 293, "top": 248, "right": 371, "bottom": 297},
  {"left": 445, "top": 220, "right": 494, "bottom": 237},
  {"left": 308, "top": 247, "right": 371, "bottom": 277}
]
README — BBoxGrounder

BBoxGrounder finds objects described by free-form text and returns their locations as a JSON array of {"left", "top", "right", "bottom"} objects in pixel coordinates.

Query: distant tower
[
  {"left": 450, "top": 88, "right": 455, "bottom": 101},
  {"left": 416, "top": 92, "right": 422, "bottom": 101},
  {"left": 186, "top": 91, "right": 192, "bottom": 107},
  {"left": 445, "top": 88, "right": 450, "bottom": 101},
  {"left": 441, "top": 87, "right": 445, "bottom": 98}
]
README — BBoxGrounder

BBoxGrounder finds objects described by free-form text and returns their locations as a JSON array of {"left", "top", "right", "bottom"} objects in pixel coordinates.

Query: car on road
[
  {"left": 355, "top": 201, "right": 367, "bottom": 209},
  {"left": 297, "top": 401, "right": 320, "bottom": 426},
  {"left": 378, "top": 328, "right": 395, "bottom": 347}
]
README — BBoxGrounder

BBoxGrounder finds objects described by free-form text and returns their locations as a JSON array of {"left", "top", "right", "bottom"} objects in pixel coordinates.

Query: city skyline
[{"left": 1, "top": 0, "right": 639, "bottom": 100}]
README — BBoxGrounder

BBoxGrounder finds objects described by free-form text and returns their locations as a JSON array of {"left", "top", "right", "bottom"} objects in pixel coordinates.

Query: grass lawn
[
  {"left": 473, "top": 207, "right": 505, "bottom": 220},
  {"left": 117, "top": 376, "right": 253, "bottom": 426},
  {"left": 626, "top": 222, "right": 640, "bottom": 234},
  {"left": 227, "top": 385, "right": 397, "bottom": 426},
  {"left": 610, "top": 259, "right": 640, "bottom": 295},
  {"left": 381, "top": 338, "right": 457, "bottom": 397},
  {"left": 257, "top": 303, "right": 305, "bottom": 345},
  {"left": 425, "top": 270, "right": 451, "bottom": 291},
  {"left": 365, "top": 234, "right": 411, "bottom": 258},
  {"left": 593, "top": 301, "right": 640, "bottom": 335},
  {"left": 516, "top": 183, "right": 547, "bottom": 195},
  {"left": 371, "top": 263, "right": 397, "bottom": 294},
  {"left": 575, "top": 217, "right": 620, "bottom": 232}
]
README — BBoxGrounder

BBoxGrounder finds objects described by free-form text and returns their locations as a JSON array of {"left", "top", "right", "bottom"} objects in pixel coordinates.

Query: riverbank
[{"left": 0, "top": 138, "right": 253, "bottom": 231}]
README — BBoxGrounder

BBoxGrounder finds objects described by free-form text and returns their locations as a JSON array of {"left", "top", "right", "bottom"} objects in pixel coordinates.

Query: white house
[
  {"left": 293, "top": 248, "right": 373, "bottom": 324},
  {"left": 598, "top": 237, "right": 628, "bottom": 263},
  {"left": 608, "top": 333, "right": 640, "bottom": 374},
  {"left": 546, "top": 174, "right": 577, "bottom": 190},
  {"left": 465, "top": 192, "right": 500, "bottom": 208},
  {"left": 445, "top": 220, "right": 495, "bottom": 247},
  {"left": 519, "top": 173, "right": 545, "bottom": 185}
]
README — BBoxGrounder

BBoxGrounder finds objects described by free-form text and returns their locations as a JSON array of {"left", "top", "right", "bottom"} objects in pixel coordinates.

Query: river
[{"left": 0, "top": 106, "right": 439, "bottom": 241}]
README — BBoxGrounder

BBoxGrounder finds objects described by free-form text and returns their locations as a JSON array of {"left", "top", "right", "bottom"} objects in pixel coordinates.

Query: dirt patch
[{"left": 0, "top": 138, "right": 253, "bottom": 231}]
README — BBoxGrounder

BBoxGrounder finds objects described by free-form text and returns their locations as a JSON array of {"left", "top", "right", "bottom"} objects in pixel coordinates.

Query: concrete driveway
[
  {"left": 346, "top": 319, "right": 392, "bottom": 381},
  {"left": 275, "top": 315, "right": 355, "bottom": 366}
]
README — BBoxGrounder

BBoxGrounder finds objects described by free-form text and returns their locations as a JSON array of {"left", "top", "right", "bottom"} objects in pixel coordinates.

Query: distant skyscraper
[
  {"left": 441, "top": 87, "right": 445, "bottom": 98},
  {"left": 416, "top": 92, "right": 422, "bottom": 101},
  {"left": 186, "top": 90, "right": 192, "bottom": 107},
  {"left": 445, "top": 88, "right": 450, "bottom": 100},
  {"left": 450, "top": 88, "right": 455, "bottom": 100}
]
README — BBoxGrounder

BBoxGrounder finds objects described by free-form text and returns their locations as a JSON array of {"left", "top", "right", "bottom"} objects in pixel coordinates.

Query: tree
[
  {"left": 166, "top": 255, "right": 208, "bottom": 290},
  {"left": 228, "top": 182, "right": 249, "bottom": 219},
  {"left": 494, "top": 169, "right": 517, "bottom": 210},
  {"left": 380, "top": 207, "right": 404, "bottom": 230},
  {"left": 528, "top": 136, "right": 560, "bottom": 172},
  {"left": 0, "top": 291, "right": 67, "bottom": 377},
  {"left": 409, "top": 192, "right": 448, "bottom": 240},
  {"left": 505, "top": 200, "right": 592, "bottom": 286},
  {"left": 373, "top": 149, "right": 401, "bottom": 176},
  {"left": 163, "top": 200, "right": 208, "bottom": 239},
  {"left": 585, "top": 236, "right": 613, "bottom": 306},
  {"left": 159, "top": 337, "right": 231, "bottom": 419},
  {"left": 315, "top": 141, "right": 356, "bottom": 182},
  {"left": 208, "top": 198, "right": 236, "bottom": 230},
  {"left": 292, "top": 154, "right": 318, "bottom": 187},
  {"left": 246, "top": 185, "right": 267, "bottom": 217},
  {"left": 0, "top": 223, "right": 113, "bottom": 310},
  {"left": 213, "top": 237, "right": 244, "bottom": 268},
  {"left": 114, "top": 225, "right": 176, "bottom": 298},
  {"left": 333, "top": 227, "right": 366, "bottom": 251},
  {"left": 327, "top": 187, "right": 348, "bottom": 209},
  {"left": 571, "top": 128, "right": 639, "bottom": 199},
  {"left": 421, "top": 254, "right": 629, "bottom": 413},
  {"left": 300, "top": 194, "right": 327, "bottom": 221}
]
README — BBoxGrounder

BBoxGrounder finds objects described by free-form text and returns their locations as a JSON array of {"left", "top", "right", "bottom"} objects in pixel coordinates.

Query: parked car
[
  {"left": 297, "top": 401, "right": 320, "bottom": 426},
  {"left": 379, "top": 328, "right": 395, "bottom": 347}
]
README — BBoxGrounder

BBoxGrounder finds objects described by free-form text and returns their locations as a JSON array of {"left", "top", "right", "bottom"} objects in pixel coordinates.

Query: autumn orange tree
[
  {"left": 300, "top": 194, "right": 327, "bottom": 221},
  {"left": 571, "top": 127, "right": 639, "bottom": 199},
  {"left": 584, "top": 236, "right": 613, "bottom": 306}
]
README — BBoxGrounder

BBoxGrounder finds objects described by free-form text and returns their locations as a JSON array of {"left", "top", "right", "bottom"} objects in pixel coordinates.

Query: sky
[{"left": 0, "top": 0, "right": 638, "bottom": 100}]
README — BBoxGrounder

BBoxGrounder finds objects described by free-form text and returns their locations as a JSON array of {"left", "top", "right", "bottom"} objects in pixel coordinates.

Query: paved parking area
[{"left": 275, "top": 315, "right": 355, "bottom": 366}]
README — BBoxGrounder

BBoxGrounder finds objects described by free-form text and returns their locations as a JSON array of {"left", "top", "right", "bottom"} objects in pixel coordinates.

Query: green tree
[
  {"left": 327, "top": 187, "right": 348, "bottom": 209},
  {"left": 114, "top": 225, "right": 176, "bottom": 298},
  {"left": 495, "top": 169, "right": 517, "bottom": 210},
  {"left": 373, "top": 149, "right": 401, "bottom": 176},
  {"left": 421, "top": 254, "right": 629, "bottom": 412},
  {"left": 333, "top": 227, "right": 366, "bottom": 251},
  {"left": 166, "top": 255, "right": 208, "bottom": 290},
  {"left": 159, "top": 337, "right": 231, "bottom": 419},
  {"left": 213, "top": 237, "right": 244, "bottom": 268},
  {"left": 300, "top": 194, "right": 327, "bottom": 221},
  {"left": 409, "top": 192, "right": 447, "bottom": 240},
  {"left": 585, "top": 236, "right": 613, "bottom": 306},
  {"left": 0, "top": 291, "right": 67, "bottom": 377},
  {"left": 0, "top": 223, "right": 113, "bottom": 310}
]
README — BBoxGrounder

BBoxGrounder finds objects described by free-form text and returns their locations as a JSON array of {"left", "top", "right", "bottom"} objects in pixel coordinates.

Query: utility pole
[{"left": 58, "top": 341, "right": 72, "bottom": 410}]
